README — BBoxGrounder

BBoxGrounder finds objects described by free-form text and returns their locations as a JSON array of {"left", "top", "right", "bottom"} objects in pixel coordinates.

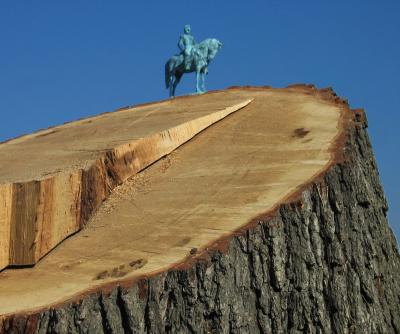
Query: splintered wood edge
[{"left": 0, "top": 99, "right": 253, "bottom": 270}]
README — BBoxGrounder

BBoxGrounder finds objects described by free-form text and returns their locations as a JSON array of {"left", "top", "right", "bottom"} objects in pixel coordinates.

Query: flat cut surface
[{"left": 0, "top": 88, "right": 342, "bottom": 316}]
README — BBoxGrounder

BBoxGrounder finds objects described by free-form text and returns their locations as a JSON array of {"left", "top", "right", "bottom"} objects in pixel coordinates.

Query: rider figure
[{"left": 178, "top": 25, "right": 196, "bottom": 71}]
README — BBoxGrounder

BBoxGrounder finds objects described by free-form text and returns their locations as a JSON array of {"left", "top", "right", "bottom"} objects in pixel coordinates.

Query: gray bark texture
[{"left": 2, "top": 107, "right": 400, "bottom": 334}]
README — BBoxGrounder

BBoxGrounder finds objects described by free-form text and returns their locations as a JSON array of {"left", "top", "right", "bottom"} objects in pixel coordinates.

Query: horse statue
[{"left": 165, "top": 38, "right": 223, "bottom": 97}]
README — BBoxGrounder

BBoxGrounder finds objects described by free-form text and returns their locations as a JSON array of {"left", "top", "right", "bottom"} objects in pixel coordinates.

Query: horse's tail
[{"left": 165, "top": 60, "right": 171, "bottom": 89}]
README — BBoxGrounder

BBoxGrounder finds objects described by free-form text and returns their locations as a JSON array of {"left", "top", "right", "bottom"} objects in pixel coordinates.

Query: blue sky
[{"left": 0, "top": 1, "right": 399, "bottom": 241}]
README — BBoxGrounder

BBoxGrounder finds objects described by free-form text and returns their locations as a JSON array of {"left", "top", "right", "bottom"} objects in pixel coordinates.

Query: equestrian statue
[{"left": 165, "top": 25, "right": 223, "bottom": 97}]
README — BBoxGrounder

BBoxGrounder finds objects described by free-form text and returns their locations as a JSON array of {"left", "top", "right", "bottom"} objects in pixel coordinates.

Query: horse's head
[{"left": 207, "top": 38, "right": 223, "bottom": 62}]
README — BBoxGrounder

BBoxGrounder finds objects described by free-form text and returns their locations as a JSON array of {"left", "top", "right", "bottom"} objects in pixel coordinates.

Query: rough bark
[{"left": 1, "top": 101, "right": 399, "bottom": 334}]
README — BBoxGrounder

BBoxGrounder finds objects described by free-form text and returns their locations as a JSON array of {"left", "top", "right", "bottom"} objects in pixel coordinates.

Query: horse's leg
[
  {"left": 201, "top": 70, "right": 206, "bottom": 92},
  {"left": 172, "top": 71, "right": 182, "bottom": 97},
  {"left": 171, "top": 77, "right": 176, "bottom": 97},
  {"left": 169, "top": 75, "right": 174, "bottom": 97},
  {"left": 196, "top": 69, "right": 201, "bottom": 93}
]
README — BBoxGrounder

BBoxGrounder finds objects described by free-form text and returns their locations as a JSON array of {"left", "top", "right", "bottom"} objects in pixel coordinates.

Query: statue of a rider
[{"left": 178, "top": 25, "right": 196, "bottom": 71}]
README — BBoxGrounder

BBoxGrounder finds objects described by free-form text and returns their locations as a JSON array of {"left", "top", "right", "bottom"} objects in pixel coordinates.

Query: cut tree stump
[{"left": 1, "top": 86, "right": 399, "bottom": 334}]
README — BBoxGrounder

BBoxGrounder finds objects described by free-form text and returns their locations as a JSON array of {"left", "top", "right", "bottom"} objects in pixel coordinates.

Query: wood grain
[
  {"left": 0, "top": 86, "right": 347, "bottom": 316},
  {"left": 0, "top": 98, "right": 252, "bottom": 269}
]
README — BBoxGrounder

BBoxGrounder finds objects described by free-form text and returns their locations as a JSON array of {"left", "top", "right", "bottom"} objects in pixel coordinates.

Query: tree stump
[{"left": 0, "top": 86, "right": 399, "bottom": 333}]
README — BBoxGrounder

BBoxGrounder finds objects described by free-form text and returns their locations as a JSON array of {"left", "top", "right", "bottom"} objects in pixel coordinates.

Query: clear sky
[{"left": 0, "top": 1, "right": 399, "bottom": 241}]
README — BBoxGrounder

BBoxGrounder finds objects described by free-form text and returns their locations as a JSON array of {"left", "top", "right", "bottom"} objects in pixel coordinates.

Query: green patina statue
[{"left": 165, "top": 25, "right": 223, "bottom": 97}]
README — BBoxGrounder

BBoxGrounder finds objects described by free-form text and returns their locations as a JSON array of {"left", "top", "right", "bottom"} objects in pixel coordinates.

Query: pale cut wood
[
  {"left": 0, "top": 98, "right": 252, "bottom": 269},
  {"left": 0, "top": 87, "right": 346, "bottom": 317}
]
